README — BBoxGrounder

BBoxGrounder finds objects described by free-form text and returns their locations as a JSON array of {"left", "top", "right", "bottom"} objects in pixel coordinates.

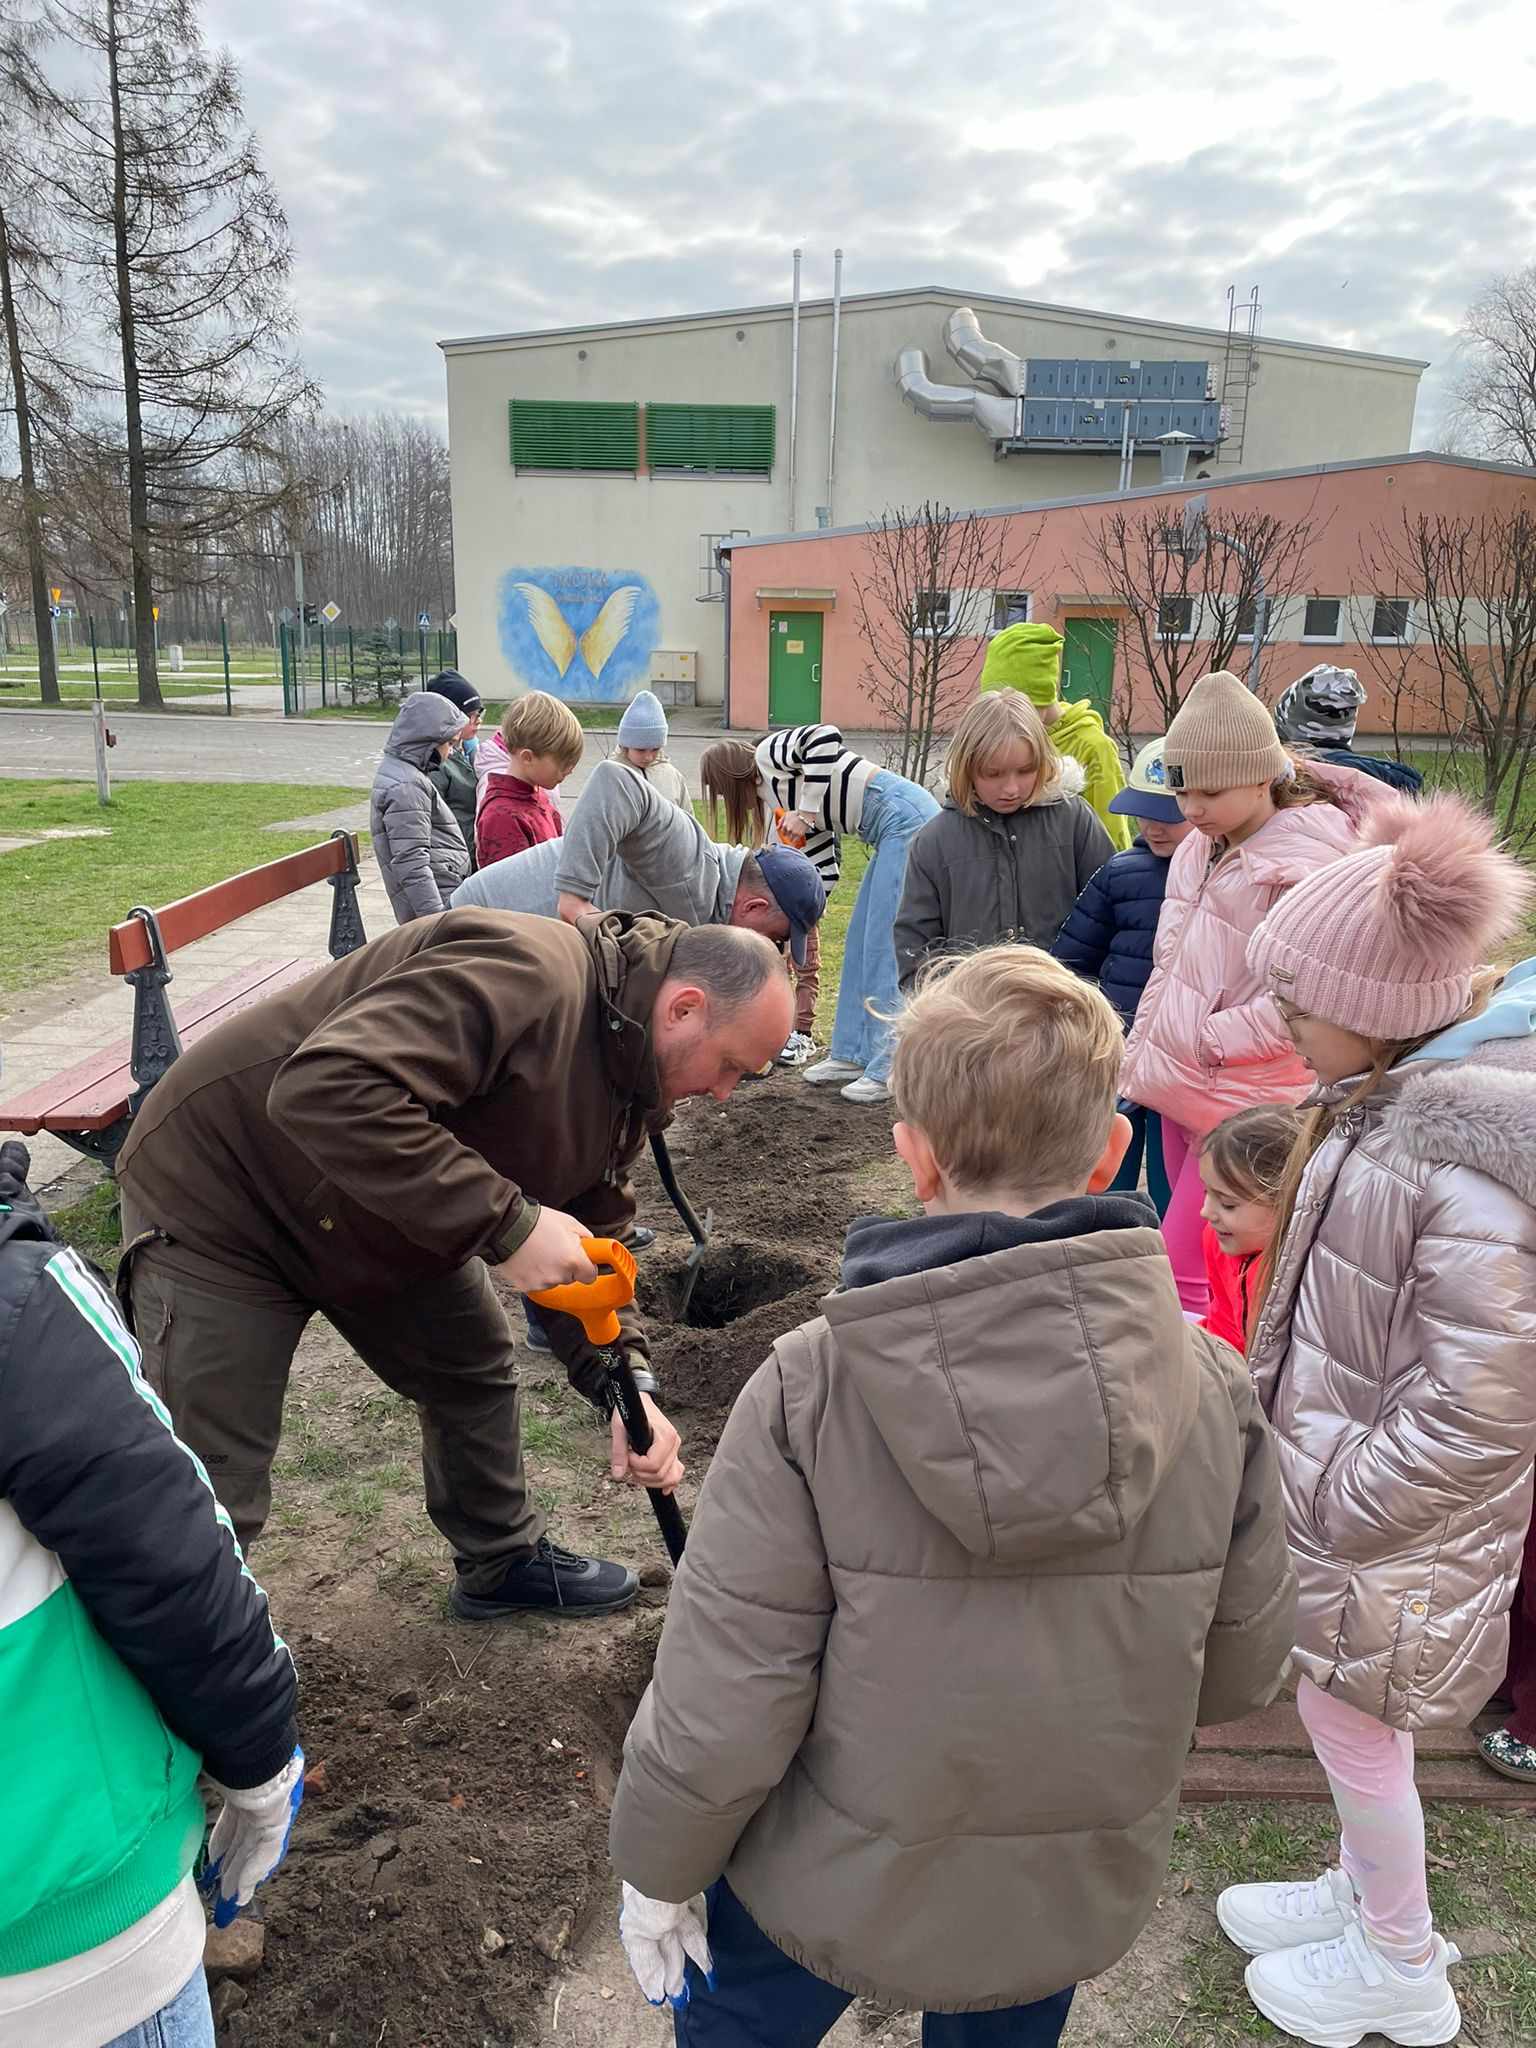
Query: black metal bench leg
[{"left": 327, "top": 829, "right": 367, "bottom": 958}]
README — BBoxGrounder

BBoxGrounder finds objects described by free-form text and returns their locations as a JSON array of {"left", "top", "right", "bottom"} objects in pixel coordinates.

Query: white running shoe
[
  {"left": 1245, "top": 1924, "right": 1462, "bottom": 2048},
  {"left": 841, "top": 1076, "right": 891, "bottom": 1105},
  {"left": 776, "top": 1031, "right": 820, "bottom": 1067},
  {"left": 1217, "top": 1866, "right": 1356, "bottom": 1955},
  {"left": 803, "top": 1057, "right": 864, "bottom": 1086}
]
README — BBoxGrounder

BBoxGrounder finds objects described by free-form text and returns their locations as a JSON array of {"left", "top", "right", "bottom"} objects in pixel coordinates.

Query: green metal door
[
  {"left": 768, "top": 612, "right": 823, "bottom": 723},
  {"left": 1062, "top": 617, "right": 1117, "bottom": 722}
]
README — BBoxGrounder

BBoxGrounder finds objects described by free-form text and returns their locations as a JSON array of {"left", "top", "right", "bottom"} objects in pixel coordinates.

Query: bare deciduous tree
[
  {"left": 850, "top": 501, "right": 1037, "bottom": 786},
  {"left": 1355, "top": 508, "right": 1536, "bottom": 848},
  {"left": 1076, "top": 499, "right": 1323, "bottom": 726},
  {"left": 1448, "top": 266, "right": 1536, "bottom": 469},
  {"left": 39, "top": 0, "right": 313, "bottom": 704}
]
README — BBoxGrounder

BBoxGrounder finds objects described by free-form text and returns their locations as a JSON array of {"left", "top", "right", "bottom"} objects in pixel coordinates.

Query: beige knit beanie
[{"left": 1162, "top": 670, "right": 1288, "bottom": 791}]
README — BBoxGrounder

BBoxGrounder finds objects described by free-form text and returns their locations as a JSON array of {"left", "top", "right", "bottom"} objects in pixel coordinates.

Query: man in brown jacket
[
  {"left": 610, "top": 946, "right": 1296, "bottom": 2040},
  {"left": 115, "top": 911, "right": 793, "bottom": 1621}
]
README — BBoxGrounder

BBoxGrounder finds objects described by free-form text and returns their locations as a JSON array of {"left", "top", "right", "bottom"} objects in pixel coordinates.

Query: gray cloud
[{"left": 204, "top": 0, "right": 1536, "bottom": 440}]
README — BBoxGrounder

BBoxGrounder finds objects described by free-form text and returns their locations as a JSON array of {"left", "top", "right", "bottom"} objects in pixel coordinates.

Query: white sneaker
[
  {"left": 1245, "top": 1924, "right": 1462, "bottom": 2048},
  {"left": 803, "top": 1058, "right": 864, "bottom": 1086},
  {"left": 776, "top": 1031, "right": 819, "bottom": 1067},
  {"left": 1217, "top": 1865, "right": 1356, "bottom": 1955},
  {"left": 841, "top": 1076, "right": 891, "bottom": 1105}
]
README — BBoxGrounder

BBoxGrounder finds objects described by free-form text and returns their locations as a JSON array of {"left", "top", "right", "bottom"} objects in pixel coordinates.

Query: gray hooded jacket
[{"left": 371, "top": 693, "right": 470, "bottom": 922}]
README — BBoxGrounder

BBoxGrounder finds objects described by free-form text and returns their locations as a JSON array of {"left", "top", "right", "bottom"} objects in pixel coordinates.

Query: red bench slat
[
  {"left": 107, "top": 836, "right": 356, "bottom": 975},
  {"left": 0, "top": 959, "right": 319, "bottom": 1133}
]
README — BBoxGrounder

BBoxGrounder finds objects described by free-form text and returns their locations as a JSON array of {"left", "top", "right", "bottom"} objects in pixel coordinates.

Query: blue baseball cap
[
  {"left": 1108, "top": 738, "right": 1185, "bottom": 824},
  {"left": 756, "top": 846, "right": 826, "bottom": 967}
]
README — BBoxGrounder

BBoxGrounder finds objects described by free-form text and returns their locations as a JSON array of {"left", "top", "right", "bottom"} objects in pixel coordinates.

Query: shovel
[
  {"left": 530, "top": 1236, "right": 687, "bottom": 1565},
  {"left": 649, "top": 1130, "right": 713, "bottom": 1321}
]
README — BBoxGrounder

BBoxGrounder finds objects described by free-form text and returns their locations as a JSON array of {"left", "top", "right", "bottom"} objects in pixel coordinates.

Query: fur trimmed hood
[{"left": 1387, "top": 1036, "right": 1536, "bottom": 1211}]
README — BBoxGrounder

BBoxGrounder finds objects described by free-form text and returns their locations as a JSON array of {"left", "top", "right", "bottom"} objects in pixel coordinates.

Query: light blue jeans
[
  {"left": 830, "top": 770, "right": 940, "bottom": 1084},
  {"left": 107, "top": 1970, "right": 215, "bottom": 2048}
]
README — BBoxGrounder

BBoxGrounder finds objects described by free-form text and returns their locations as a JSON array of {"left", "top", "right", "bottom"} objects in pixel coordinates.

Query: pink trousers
[
  {"left": 1296, "top": 1675, "right": 1434, "bottom": 1960},
  {"left": 1160, "top": 1121, "right": 1210, "bottom": 1317}
]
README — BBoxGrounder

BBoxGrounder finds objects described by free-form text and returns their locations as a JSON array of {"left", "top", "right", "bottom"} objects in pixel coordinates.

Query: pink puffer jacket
[
  {"left": 1249, "top": 1037, "right": 1536, "bottom": 1730},
  {"left": 1121, "top": 775, "right": 1374, "bottom": 1137}
]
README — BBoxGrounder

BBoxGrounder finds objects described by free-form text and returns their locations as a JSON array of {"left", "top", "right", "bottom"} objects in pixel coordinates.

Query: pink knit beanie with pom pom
[{"left": 1247, "top": 792, "right": 1534, "bottom": 1039}]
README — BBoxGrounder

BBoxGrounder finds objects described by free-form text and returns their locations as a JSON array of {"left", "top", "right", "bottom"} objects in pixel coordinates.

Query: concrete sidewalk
[{"left": 3, "top": 857, "right": 395, "bottom": 1195}]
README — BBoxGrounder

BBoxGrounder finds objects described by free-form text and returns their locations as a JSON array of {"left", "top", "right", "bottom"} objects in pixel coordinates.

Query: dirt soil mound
[
  {"left": 239, "top": 1621, "right": 659, "bottom": 2048},
  {"left": 628, "top": 1078, "right": 902, "bottom": 1448}
]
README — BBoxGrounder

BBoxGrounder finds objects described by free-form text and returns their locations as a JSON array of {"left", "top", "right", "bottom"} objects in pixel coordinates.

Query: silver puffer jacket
[
  {"left": 370, "top": 692, "right": 470, "bottom": 922},
  {"left": 1249, "top": 1033, "right": 1536, "bottom": 1730}
]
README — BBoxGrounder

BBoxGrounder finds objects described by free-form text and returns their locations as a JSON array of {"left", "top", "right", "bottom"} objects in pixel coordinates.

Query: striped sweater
[{"left": 755, "top": 725, "right": 880, "bottom": 888}]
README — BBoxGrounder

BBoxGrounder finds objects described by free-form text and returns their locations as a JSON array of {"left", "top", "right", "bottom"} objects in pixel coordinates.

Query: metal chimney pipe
[
  {"left": 788, "top": 247, "right": 802, "bottom": 532},
  {"left": 826, "top": 247, "right": 843, "bottom": 525},
  {"left": 1156, "top": 431, "right": 1196, "bottom": 486}
]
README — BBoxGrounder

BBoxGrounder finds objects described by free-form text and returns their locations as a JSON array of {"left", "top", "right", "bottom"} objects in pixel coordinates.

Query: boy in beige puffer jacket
[{"left": 610, "top": 946, "right": 1296, "bottom": 2043}]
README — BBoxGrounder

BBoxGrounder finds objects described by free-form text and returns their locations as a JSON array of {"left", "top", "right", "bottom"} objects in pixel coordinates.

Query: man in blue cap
[{"left": 454, "top": 759, "right": 825, "bottom": 965}]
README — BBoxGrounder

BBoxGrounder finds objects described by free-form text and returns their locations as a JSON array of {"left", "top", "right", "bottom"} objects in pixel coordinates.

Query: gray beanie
[{"left": 617, "top": 690, "right": 668, "bottom": 748}]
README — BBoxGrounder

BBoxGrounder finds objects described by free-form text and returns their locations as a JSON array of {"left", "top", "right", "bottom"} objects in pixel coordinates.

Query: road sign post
[{"left": 221, "top": 617, "right": 232, "bottom": 716}]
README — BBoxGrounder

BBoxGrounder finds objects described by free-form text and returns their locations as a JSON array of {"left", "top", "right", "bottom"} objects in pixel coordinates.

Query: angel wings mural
[{"left": 496, "top": 567, "right": 660, "bottom": 701}]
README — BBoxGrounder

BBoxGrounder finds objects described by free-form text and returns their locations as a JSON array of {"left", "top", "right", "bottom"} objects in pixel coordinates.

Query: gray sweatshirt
[{"left": 453, "top": 759, "right": 747, "bottom": 923}]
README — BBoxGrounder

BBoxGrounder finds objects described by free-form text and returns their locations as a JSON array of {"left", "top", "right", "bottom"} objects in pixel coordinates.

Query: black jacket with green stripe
[{"left": 0, "top": 1143, "right": 298, "bottom": 1969}]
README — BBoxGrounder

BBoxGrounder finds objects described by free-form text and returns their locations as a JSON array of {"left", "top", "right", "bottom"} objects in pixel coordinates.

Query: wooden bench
[{"left": 0, "top": 831, "right": 366, "bottom": 1166}]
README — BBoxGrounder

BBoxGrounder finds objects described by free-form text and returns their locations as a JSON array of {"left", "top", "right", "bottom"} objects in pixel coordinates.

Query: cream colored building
[{"left": 440, "top": 285, "right": 1424, "bottom": 710}]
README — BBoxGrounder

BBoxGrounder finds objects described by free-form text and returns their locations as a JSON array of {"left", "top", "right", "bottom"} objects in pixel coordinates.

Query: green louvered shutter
[
  {"left": 646, "top": 403, "right": 775, "bottom": 476},
  {"left": 509, "top": 400, "right": 638, "bottom": 473}
]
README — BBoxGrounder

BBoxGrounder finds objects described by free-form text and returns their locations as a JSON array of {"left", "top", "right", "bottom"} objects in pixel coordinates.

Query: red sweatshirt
[
  {"left": 476, "top": 774, "right": 564, "bottom": 868},
  {"left": 1201, "top": 1223, "right": 1260, "bottom": 1354}
]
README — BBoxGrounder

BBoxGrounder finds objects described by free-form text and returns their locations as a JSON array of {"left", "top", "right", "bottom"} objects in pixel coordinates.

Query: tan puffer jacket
[
  {"left": 1249, "top": 1036, "right": 1536, "bottom": 1731},
  {"left": 611, "top": 1205, "right": 1296, "bottom": 2011}
]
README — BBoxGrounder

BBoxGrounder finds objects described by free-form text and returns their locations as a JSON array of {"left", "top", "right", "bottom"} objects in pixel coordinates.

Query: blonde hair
[
  {"left": 1201, "top": 1106, "right": 1303, "bottom": 1207},
  {"left": 890, "top": 945, "right": 1123, "bottom": 1195},
  {"left": 699, "top": 740, "right": 765, "bottom": 844},
  {"left": 946, "top": 693, "right": 1064, "bottom": 815},
  {"left": 499, "top": 690, "right": 584, "bottom": 774},
  {"left": 1271, "top": 756, "right": 1350, "bottom": 811}
]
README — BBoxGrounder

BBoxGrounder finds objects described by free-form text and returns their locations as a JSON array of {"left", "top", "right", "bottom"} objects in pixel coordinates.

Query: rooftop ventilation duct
[
  {"left": 893, "top": 348, "right": 1017, "bottom": 439},
  {"left": 943, "top": 307, "right": 1025, "bottom": 397}
]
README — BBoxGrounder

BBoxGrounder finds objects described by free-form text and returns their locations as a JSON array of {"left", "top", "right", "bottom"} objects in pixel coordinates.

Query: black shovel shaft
[
  {"left": 606, "top": 1348, "right": 687, "bottom": 1565},
  {"left": 649, "top": 1131, "right": 707, "bottom": 1248}
]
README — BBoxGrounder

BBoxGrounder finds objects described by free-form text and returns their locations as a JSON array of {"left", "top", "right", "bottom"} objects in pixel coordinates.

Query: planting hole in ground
[{"left": 643, "top": 1243, "right": 818, "bottom": 1329}]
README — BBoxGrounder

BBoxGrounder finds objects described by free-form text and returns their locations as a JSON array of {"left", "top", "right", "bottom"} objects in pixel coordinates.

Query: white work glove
[
  {"left": 199, "top": 1747, "right": 305, "bottom": 1927},
  {"left": 619, "top": 1881, "right": 714, "bottom": 2008}
]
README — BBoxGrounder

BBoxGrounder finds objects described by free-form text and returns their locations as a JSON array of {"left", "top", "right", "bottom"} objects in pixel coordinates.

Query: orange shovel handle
[{"left": 528, "top": 1237, "right": 636, "bottom": 1347}]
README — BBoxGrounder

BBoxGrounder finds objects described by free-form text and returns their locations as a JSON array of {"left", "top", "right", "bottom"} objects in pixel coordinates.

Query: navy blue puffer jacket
[{"left": 1052, "top": 838, "right": 1174, "bottom": 1030}]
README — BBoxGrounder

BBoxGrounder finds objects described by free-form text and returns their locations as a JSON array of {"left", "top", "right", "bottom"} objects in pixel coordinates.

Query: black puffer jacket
[
  {"left": 894, "top": 791, "right": 1114, "bottom": 990},
  {"left": 0, "top": 1143, "right": 297, "bottom": 1788}
]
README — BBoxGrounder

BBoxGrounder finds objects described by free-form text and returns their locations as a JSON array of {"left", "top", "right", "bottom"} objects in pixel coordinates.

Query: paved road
[
  {"left": 0, "top": 705, "right": 734, "bottom": 793},
  {"left": 0, "top": 705, "right": 894, "bottom": 792}
]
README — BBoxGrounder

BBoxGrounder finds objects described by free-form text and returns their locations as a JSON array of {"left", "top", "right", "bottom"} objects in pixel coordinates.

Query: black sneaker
[{"left": 449, "top": 1539, "right": 639, "bottom": 1622}]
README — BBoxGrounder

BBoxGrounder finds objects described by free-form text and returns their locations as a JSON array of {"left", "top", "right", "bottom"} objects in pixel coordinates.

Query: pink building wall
[{"left": 725, "top": 456, "right": 1536, "bottom": 738}]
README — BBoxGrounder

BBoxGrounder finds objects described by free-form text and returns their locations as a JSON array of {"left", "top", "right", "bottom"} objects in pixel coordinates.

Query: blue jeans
[
  {"left": 830, "top": 771, "right": 940, "bottom": 1084},
  {"left": 106, "top": 1970, "right": 215, "bottom": 2048},
  {"left": 675, "top": 1882, "right": 1075, "bottom": 2048},
  {"left": 1111, "top": 1103, "right": 1171, "bottom": 1216}
]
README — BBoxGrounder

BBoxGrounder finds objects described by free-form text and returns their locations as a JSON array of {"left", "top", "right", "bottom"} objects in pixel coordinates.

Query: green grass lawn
[{"left": 0, "top": 780, "right": 369, "bottom": 999}]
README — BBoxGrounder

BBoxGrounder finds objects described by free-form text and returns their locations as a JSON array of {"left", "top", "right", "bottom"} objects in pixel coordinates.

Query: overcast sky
[{"left": 206, "top": 0, "right": 1536, "bottom": 442}]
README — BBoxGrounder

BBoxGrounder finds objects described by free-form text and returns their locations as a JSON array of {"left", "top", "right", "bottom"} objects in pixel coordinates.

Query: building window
[
  {"left": 1302, "top": 597, "right": 1343, "bottom": 641},
  {"left": 1158, "top": 595, "right": 1195, "bottom": 640},
  {"left": 647, "top": 403, "right": 775, "bottom": 476},
  {"left": 1234, "top": 597, "right": 1258, "bottom": 641},
  {"left": 1371, "top": 596, "right": 1413, "bottom": 643},
  {"left": 509, "top": 399, "right": 639, "bottom": 474},
  {"left": 914, "top": 590, "right": 952, "bottom": 635},
  {"left": 991, "top": 590, "right": 1031, "bottom": 631}
]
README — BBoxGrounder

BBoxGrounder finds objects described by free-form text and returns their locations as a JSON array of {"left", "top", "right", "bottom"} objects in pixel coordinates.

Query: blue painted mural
[{"left": 496, "top": 566, "right": 660, "bottom": 702}]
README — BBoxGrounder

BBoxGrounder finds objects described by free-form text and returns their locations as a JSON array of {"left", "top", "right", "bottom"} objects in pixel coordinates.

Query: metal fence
[{"left": 278, "top": 620, "right": 460, "bottom": 716}]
